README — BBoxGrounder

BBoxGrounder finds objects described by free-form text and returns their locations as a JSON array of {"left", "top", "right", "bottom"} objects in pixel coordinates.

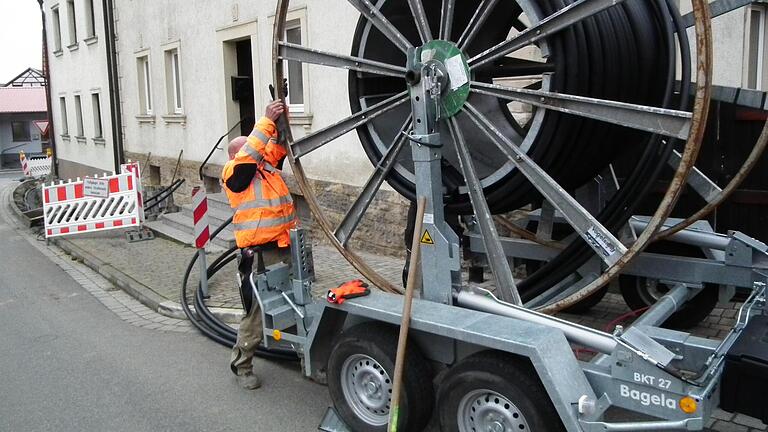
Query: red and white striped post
[
  {"left": 192, "top": 186, "right": 211, "bottom": 298},
  {"left": 20, "top": 152, "right": 30, "bottom": 177},
  {"left": 122, "top": 161, "right": 145, "bottom": 222}
]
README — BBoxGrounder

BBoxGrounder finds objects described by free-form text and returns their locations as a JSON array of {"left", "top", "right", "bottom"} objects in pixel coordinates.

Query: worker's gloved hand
[
  {"left": 327, "top": 279, "right": 370, "bottom": 305},
  {"left": 265, "top": 100, "right": 286, "bottom": 123},
  {"left": 268, "top": 79, "right": 289, "bottom": 100}
]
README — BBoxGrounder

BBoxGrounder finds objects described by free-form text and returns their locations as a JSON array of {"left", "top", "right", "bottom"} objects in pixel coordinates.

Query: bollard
[{"left": 192, "top": 187, "right": 211, "bottom": 298}]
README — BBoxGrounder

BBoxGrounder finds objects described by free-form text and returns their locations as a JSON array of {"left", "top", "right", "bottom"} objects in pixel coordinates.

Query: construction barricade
[
  {"left": 42, "top": 172, "right": 141, "bottom": 238},
  {"left": 120, "top": 161, "right": 145, "bottom": 223},
  {"left": 19, "top": 151, "right": 53, "bottom": 178}
]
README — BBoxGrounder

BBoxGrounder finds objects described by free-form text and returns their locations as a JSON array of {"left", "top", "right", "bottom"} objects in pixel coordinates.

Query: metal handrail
[
  {"left": 144, "top": 178, "right": 185, "bottom": 209},
  {"left": 198, "top": 117, "right": 247, "bottom": 181}
]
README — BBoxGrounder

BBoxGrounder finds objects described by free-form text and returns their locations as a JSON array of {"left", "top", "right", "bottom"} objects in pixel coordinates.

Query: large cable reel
[{"left": 272, "top": 0, "right": 714, "bottom": 311}]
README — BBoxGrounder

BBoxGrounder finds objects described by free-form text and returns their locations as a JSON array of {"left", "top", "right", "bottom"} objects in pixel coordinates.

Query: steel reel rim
[{"left": 272, "top": 0, "right": 715, "bottom": 307}]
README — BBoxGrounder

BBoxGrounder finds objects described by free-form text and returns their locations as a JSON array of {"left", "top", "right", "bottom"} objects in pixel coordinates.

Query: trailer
[{"left": 201, "top": 0, "right": 768, "bottom": 430}]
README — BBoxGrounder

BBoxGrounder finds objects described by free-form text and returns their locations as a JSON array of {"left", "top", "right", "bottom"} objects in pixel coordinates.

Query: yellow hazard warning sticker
[{"left": 420, "top": 230, "right": 434, "bottom": 245}]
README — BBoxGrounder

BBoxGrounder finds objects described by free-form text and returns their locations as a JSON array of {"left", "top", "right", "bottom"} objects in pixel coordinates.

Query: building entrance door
[{"left": 235, "top": 40, "right": 255, "bottom": 136}]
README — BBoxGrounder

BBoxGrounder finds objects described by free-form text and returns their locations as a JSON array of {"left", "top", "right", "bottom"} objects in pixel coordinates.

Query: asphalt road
[{"left": 0, "top": 174, "right": 331, "bottom": 432}]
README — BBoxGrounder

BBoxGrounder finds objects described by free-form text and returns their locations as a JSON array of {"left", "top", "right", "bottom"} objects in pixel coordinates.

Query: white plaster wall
[
  {"left": 44, "top": 0, "right": 115, "bottom": 175},
  {"left": 0, "top": 114, "right": 47, "bottom": 157},
  {"left": 115, "top": 0, "right": 375, "bottom": 187},
  {"left": 275, "top": 1, "right": 374, "bottom": 187},
  {"left": 679, "top": 0, "right": 747, "bottom": 88}
]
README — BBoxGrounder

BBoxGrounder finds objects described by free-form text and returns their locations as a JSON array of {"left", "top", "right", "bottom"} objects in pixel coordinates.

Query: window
[
  {"left": 52, "top": 7, "right": 62, "bottom": 52},
  {"left": 137, "top": 55, "right": 153, "bottom": 115},
  {"left": 84, "top": 0, "right": 96, "bottom": 39},
  {"left": 745, "top": 6, "right": 766, "bottom": 90},
  {"left": 74, "top": 94, "right": 84, "bottom": 137},
  {"left": 66, "top": 0, "right": 78, "bottom": 46},
  {"left": 11, "top": 122, "right": 30, "bottom": 142},
  {"left": 284, "top": 20, "right": 305, "bottom": 112},
  {"left": 164, "top": 47, "right": 183, "bottom": 114},
  {"left": 59, "top": 96, "right": 69, "bottom": 135},
  {"left": 92, "top": 93, "right": 103, "bottom": 138}
]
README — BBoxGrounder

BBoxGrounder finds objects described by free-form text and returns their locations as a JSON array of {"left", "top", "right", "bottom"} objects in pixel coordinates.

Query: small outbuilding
[{"left": 0, "top": 68, "right": 48, "bottom": 169}]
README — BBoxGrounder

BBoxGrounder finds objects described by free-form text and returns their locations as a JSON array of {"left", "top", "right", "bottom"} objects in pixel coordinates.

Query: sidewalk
[
  {"left": 51, "top": 229, "right": 405, "bottom": 321},
  {"left": 5, "top": 182, "right": 766, "bottom": 432}
]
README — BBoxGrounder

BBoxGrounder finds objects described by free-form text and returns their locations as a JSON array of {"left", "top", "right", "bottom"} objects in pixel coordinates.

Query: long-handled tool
[{"left": 388, "top": 196, "right": 427, "bottom": 432}]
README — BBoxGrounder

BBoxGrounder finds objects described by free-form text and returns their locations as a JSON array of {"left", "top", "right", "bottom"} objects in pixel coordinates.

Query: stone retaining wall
[{"left": 125, "top": 151, "right": 410, "bottom": 257}]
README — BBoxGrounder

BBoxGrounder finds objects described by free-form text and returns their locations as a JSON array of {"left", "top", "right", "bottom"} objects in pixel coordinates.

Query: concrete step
[
  {"left": 149, "top": 211, "right": 237, "bottom": 250},
  {"left": 143, "top": 220, "right": 227, "bottom": 253},
  {"left": 181, "top": 203, "right": 233, "bottom": 228},
  {"left": 205, "top": 192, "right": 232, "bottom": 212}
]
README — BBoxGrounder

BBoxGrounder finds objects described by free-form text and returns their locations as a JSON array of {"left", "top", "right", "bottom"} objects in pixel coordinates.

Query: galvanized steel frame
[{"left": 266, "top": 1, "right": 751, "bottom": 431}]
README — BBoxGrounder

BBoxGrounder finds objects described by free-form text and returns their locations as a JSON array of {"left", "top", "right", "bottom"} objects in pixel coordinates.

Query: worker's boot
[{"left": 237, "top": 371, "right": 262, "bottom": 390}]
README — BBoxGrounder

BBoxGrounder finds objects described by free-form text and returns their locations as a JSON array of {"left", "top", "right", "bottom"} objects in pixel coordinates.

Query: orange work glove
[{"left": 327, "top": 279, "right": 370, "bottom": 304}]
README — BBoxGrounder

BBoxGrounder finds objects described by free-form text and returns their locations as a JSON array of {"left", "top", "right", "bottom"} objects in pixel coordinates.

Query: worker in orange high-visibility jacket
[{"left": 222, "top": 100, "right": 297, "bottom": 390}]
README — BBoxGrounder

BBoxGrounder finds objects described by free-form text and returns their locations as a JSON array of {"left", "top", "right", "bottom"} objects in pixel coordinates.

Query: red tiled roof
[{"left": 0, "top": 87, "right": 47, "bottom": 114}]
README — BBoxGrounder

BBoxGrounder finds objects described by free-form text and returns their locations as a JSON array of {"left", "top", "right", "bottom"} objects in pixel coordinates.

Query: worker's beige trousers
[{"left": 231, "top": 247, "right": 292, "bottom": 376}]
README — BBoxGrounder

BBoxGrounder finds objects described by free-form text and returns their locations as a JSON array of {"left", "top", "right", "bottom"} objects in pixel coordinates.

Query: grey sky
[{"left": 0, "top": 0, "right": 43, "bottom": 84}]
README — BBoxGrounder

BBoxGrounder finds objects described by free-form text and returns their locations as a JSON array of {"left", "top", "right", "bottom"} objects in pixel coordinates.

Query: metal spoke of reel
[
  {"left": 278, "top": 43, "right": 407, "bottom": 78},
  {"left": 407, "top": 0, "right": 433, "bottom": 43},
  {"left": 346, "top": 0, "right": 412, "bottom": 54},
  {"left": 463, "top": 102, "right": 627, "bottom": 267},
  {"left": 469, "top": 0, "right": 628, "bottom": 69},
  {"left": 448, "top": 117, "right": 522, "bottom": 304},
  {"left": 456, "top": 0, "right": 501, "bottom": 50},
  {"left": 272, "top": 0, "right": 714, "bottom": 305},
  {"left": 439, "top": 0, "right": 455, "bottom": 41},
  {"left": 291, "top": 92, "right": 409, "bottom": 159},
  {"left": 470, "top": 81, "right": 693, "bottom": 140},
  {"left": 335, "top": 117, "right": 412, "bottom": 247}
]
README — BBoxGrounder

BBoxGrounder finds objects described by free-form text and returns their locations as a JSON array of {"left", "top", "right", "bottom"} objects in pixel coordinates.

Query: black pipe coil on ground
[{"left": 180, "top": 215, "right": 299, "bottom": 361}]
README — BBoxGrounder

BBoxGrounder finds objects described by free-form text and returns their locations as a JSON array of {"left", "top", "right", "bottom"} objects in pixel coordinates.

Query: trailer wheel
[
  {"left": 438, "top": 351, "right": 564, "bottom": 432},
  {"left": 327, "top": 323, "right": 433, "bottom": 432}
]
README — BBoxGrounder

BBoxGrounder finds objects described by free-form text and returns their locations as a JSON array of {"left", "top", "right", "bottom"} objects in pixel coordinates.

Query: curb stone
[
  {"left": 52, "top": 235, "right": 243, "bottom": 323},
  {"left": 7, "top": 181, "right": 242, "bottom": 323}
]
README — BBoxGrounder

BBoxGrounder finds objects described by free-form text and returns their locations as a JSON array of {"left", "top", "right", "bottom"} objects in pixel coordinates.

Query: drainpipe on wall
[
  {"left": 102, "top": 0, "right": 124, "bottom": 172},
  {"left": 36, "top": 0, "right": 58, "bottom": 177}
]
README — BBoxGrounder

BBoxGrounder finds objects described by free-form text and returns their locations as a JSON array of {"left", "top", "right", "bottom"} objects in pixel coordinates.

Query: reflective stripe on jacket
[{"left": 222, "top": 117, "right": 297, "bottom": 248}]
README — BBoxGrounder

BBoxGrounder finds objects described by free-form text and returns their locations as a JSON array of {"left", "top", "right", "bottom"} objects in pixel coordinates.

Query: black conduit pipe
[{"left": 180, "top": 216, "right": 298, "bottom": 361}]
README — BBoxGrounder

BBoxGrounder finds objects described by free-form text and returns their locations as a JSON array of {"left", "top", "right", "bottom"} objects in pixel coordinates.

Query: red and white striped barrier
[
  {"left": 19, "top": 152, "right": 53, "bottom": 178},
  {"left": 192, "top": 186, "right": 210, "bottom": 249},
  {"left": 42, "top": 172, "right": 141, "bottom": 238},
  {"left": 121, "top": 161, "right": 145, "bottom": 222},
  {"left": 29, "top": 156, "right": 53, "bottom": 177}
]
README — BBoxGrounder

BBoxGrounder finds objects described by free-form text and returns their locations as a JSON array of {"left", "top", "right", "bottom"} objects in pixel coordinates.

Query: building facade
[
  {"left": 0, "top": 83, "right": 48, "bottom": 169},
  {"left": 680, "top": 0, "right": 768, "bottom": 91},
  {"left": 41, "top": 0, "right": 768, "bottom": 254},
  {"left": 114, "top": 1, "right": 371, "bottom": 186},
  {"left": 44, "top": 0, "right": 116, "bottom": 179},
  {"left": 113, "top": 0, "right": 409, "bottom": 254}
]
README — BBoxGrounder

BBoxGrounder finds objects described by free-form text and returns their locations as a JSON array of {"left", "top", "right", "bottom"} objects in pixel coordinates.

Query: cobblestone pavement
[{"left": 4, "top": 180, "right": 765, "bottom": 431}]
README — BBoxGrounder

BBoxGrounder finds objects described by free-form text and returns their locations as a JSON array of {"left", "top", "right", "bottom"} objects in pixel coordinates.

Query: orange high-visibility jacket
[{"left": 222, "top": 117, "right": 297, "bottom": 248}]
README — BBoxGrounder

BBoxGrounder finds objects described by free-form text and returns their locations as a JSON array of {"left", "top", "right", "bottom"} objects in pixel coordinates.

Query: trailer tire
[
  {"left": 327, "top": 323, "right": 433, "bottom": 432},
  {"left": 618, "top": 241, "right": 718, "bottom": 329},
  {"left": 437, "top": 351, "right": 564, "bottom": 432}
]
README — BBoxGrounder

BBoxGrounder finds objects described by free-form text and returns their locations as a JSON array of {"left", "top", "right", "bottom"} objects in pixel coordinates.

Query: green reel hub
[{"left": 411, "top": 40, "right": 471, "bottom": 119}]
